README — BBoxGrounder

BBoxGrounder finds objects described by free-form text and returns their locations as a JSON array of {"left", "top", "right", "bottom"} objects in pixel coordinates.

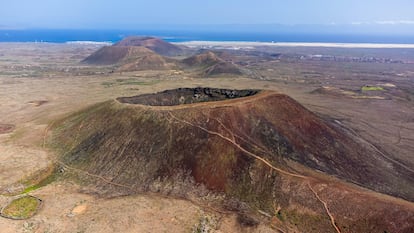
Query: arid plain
[{"left": 0, "top": 40, "right": 414, "bottom": 233}]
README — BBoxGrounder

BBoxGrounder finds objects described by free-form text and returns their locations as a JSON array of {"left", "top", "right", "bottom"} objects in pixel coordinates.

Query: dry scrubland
[{"left": 0, "top": 41, "right": 413, "bottom": 232}]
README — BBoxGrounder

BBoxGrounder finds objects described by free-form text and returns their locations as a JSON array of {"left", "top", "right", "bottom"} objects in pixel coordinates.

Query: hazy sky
[{"left": 1, "top": 0, "right": 414, "bottom": 30}]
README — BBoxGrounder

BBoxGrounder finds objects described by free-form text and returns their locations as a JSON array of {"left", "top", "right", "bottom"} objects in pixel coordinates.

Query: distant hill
[
  {"left": 114, "top": 36, "right": 185, "bottom": 56},
  {"left": 203, "top": 61, "right": 243, "bottom": 76},
  {"left": 82, "top": 38, "right": 243, "bottom": 75},
  {"left": 82, "top": 46, "right": 155, "bottom": 65},
  {"left": 182, "top": 51, "right": 221, "bottom": 66},
  {"left": 117, "top": 54, "right": 176, "bottom": 72},
  {"left": 82, "top": 36, "right": 187, "bottom": 71},
  {"left": 82, "top": 45, "right": 177, "bottom": 71},
  {"left": 182, "top": 51, "right": 243, "bottom": 76}
]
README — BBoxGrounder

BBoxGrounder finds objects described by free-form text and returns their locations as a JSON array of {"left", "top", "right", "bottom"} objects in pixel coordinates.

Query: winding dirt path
[
  {"left": 40, "top": 110, "right": 341, "bottom": 233},
  {"left": 167, "top": 111, "right": 342, "bottom": 233},
  {"left": 307, "top": 183, "right": 342, "bottom": 233},
  {"left": 168, "top": 112, "right": 306, "bottom": 179},
  {"left": 41, "top": 120, "right": 235, "bottom": 216}
]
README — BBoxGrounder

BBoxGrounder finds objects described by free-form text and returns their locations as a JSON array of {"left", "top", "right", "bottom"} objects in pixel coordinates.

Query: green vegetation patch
[
  {"left": 361, "top": 86, "right": 384, "bottom": 91},
  {"left": 279, "top": 209, "right": 327, "bottom": 232},
  {"left": 22, "top": 168, "right": 58, "bottom": 194},
  {"left": 1, "top": 196, "right": 41, "bottom": 219},
  {"left": 192, "top": 215, "right": 218, "bottom": 233}
]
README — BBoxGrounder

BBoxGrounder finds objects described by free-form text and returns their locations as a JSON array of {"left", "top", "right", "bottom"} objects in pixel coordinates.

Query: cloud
[
  {"left": 375, "top": 20, "right": 414, "bottom": 25},
  {"left": 350, "top": 20, "right": 414, "bottom": 26}
]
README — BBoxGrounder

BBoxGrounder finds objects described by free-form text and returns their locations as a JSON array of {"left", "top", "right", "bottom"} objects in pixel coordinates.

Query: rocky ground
[{"left": 0, "top": 42, "right": 413, "bottom": 232}]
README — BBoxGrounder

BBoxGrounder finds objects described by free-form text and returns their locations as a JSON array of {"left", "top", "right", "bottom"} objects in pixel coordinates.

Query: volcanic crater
[
  {"left": 51, "top": 88, "right": 414, "bottom": 200},
  {"left": 117, "top": 87, "right": 259, "bottom": 106},
  {"left": 49, "top": 88, "right": 414, "bottom": 232}
]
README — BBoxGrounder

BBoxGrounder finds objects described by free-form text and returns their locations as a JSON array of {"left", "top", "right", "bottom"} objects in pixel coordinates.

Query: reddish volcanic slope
[
  {"left": 82, "top": 46, "right": 156, "bottom": 65},
  {"left": 82, "top": 45, "right": 177, "bottom": 70},
  {"left": 182, "top": 51, "right": 222, "bottom": 66},
  {"left": 182, "top": 51, "right": 243, "bottom": 76},
  {"left": 51, "top": 88, "right": 414, "bottom": 233},
  {"left": 114, "top": 36, "right": 184, "bottom": 56},
  {"left": 82, "top": 36, "right": 186, "bottom": 71},
  {"left": 82, "top": 37, "right": 241, "bottom": 75}
]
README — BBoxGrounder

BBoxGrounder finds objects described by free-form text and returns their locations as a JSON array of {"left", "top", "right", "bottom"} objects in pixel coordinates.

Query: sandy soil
[
  {"left": 0, "top": 42, "right": 413, "bottom": 232},
  {"left": 0, "top": 145, "right": 50, "bottom": 192},
  {"left": 0, "top": 181, "right": 276, "bottom": 233},
  {"left": 0, "top": 182, "right": 201, "bottom": 233},
  {"left": 0, "top": 43, "right": 280, "bottom": 232}
]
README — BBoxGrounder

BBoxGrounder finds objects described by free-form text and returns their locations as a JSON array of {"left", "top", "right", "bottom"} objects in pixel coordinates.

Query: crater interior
[{"left": 117, "top": 87, "right": 260, "bottom": 106}]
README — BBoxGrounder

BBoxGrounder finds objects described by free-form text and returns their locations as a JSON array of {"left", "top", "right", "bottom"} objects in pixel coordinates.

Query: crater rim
[{"left": 116, "top": 87, "right": 261, "bottom": 107}]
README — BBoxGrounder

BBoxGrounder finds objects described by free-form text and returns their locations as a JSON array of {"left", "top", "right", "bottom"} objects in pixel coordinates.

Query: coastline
[
  {"left": 65, "top": 41, "right": 112, "bottom": 45},
  {"left": 1, "top": 40, "right": 414, "bottom": 49},
  {"left": 174, "top": 41, "right": 414, "bottom": 49}
]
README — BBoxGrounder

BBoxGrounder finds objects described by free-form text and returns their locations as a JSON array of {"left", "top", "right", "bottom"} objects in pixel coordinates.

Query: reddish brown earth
[
  {"left": 182, "top": 51, "right": 243, "bottom": 76},
  {"left": 117, "top": 54, "right": 176, "bottom": 72},
  {"left": 182, "top": 51, "right": 222, "bottom": 66},
  {"left": 82, "top": 46, "right": 156, "bottom": 65},
  {"left": 114, "top": 36, "right": 184, "bottom": 56},
  {"left": 82, "top": 45, "right": 177, "bottom": 71},
  {"left": 0, "top": 124, "right": 15, "bottom": 134},
  {"left": 83, "top": 38, "right": 242, "bottom": 75},
  {"left": 50, "top": 88, "right": 414, "bottom": 233}
]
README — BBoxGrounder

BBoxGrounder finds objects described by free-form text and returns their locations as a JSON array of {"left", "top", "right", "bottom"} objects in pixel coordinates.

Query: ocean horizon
[{"left": 2, "top": 29, "right": 414, "bottom": 45}]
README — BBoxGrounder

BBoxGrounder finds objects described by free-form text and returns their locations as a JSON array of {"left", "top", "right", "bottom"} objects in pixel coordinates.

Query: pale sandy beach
[{"left": 176, "top": 41, "right": 414, "bottom": 49}]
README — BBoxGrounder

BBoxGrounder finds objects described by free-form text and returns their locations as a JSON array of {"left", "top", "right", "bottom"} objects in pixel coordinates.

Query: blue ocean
[{"left": 1, "top": 29, "right": 414, "bottom": 44}]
